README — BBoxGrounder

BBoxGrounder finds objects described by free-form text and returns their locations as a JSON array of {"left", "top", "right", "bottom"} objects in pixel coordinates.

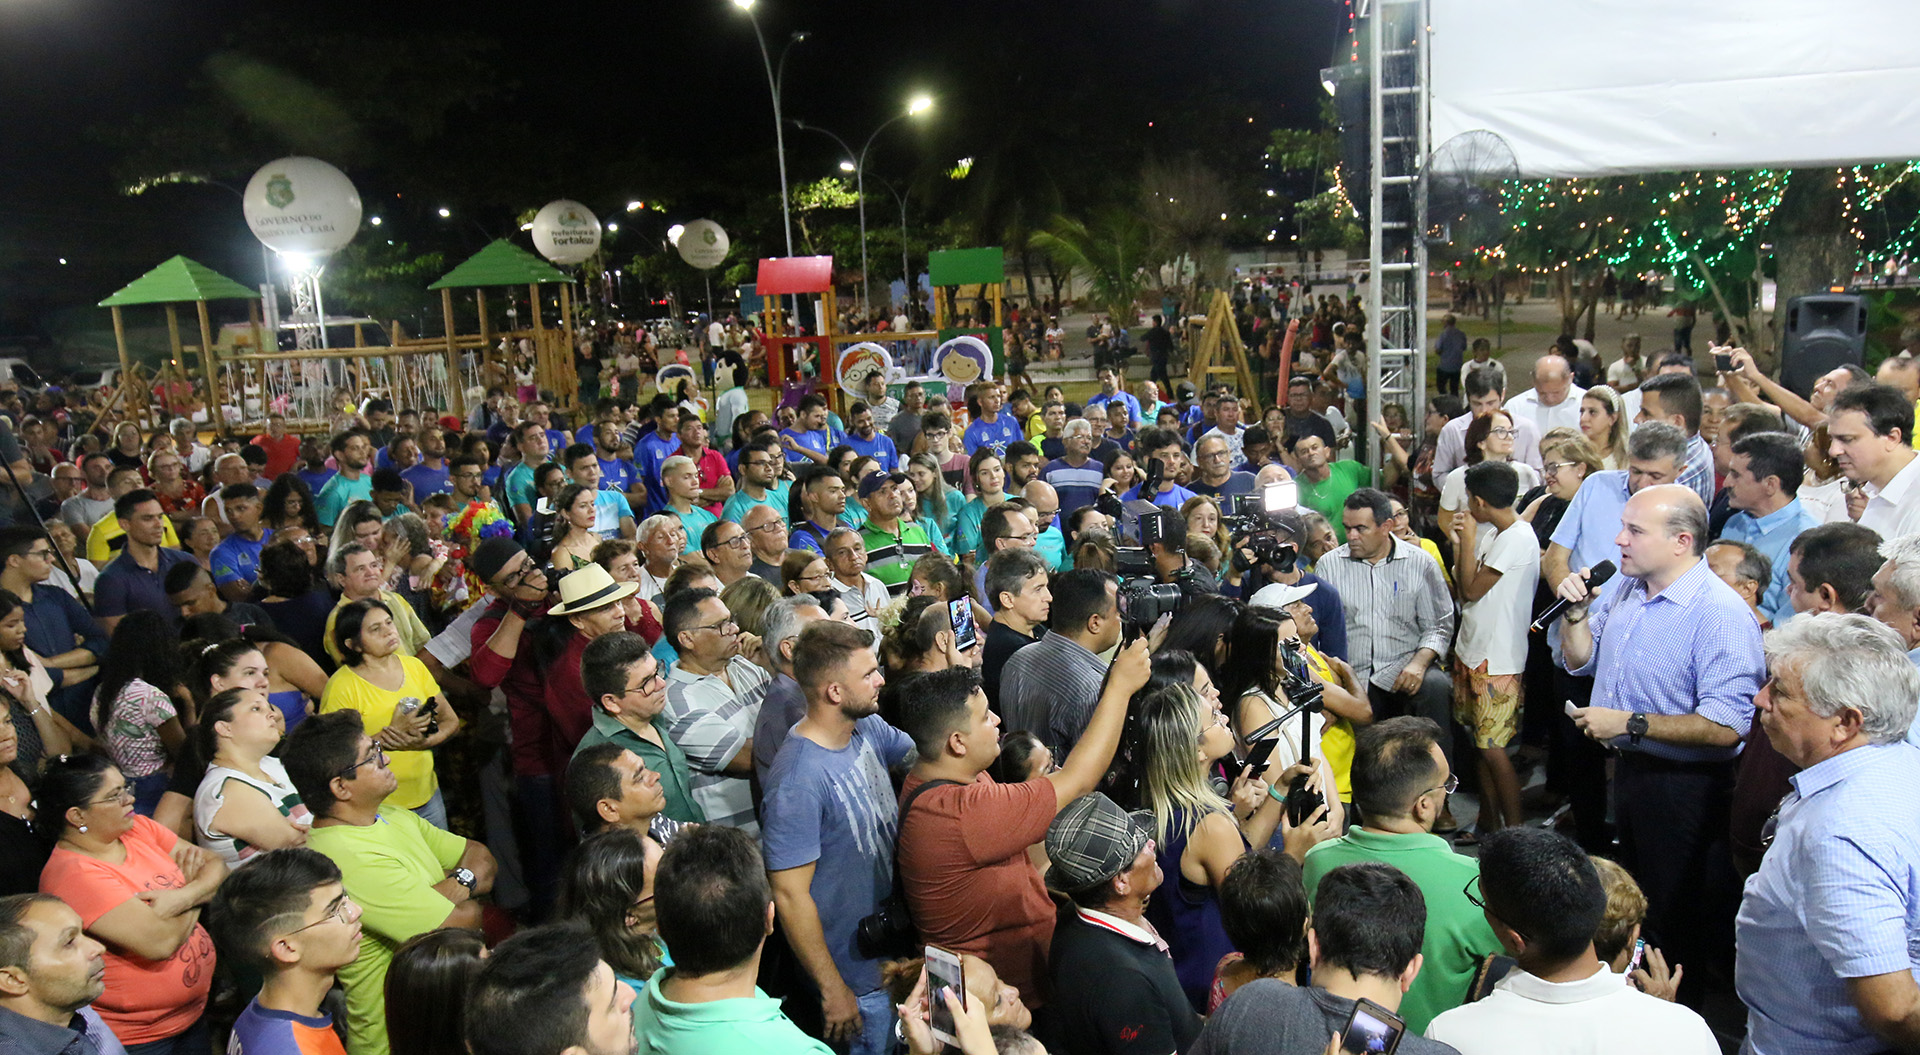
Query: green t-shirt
[
  {"left": 309, "top": 807, "right": 467, "bottom": 1055},
  {"left": 1300, "top": 827, "right": 1501, "bottom": 1033},
  {"left": 1296, "top": 461, "right": 1372, "bottom": 542},
  {"left": 859, "top": 520, "right": 933, "bottom": 594},
  {"left": 575, "top": 710, "right": 708, "bottom": 824},
  {"left": 631, "top": 968, "right": 832, "bottom": 1055}
]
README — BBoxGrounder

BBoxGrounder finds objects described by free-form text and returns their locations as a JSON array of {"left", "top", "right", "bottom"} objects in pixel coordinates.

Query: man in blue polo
[
  {"left": 93, "top": 489, "right": 195, "bottom": 633},
  {"left": 1719, "top": 432, "right": 1820, "bottom": 626},
  {"left": 1083, "top": 365, "right": 1142, "bottom": 429}
]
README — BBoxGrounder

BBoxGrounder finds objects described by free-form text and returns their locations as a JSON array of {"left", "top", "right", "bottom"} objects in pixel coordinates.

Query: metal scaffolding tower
[{"left": 1363, "top": 0, "right": 1430, "bottom": 471}]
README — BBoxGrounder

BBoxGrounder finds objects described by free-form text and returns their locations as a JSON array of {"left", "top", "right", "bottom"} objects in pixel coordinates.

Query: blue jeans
[
  {"left": 411, "top": 788, "right": 449, "bottom": 830},
  {"left": 847, "top": 988, "right": 896, "bottom": 1055},
  {"left": 130, "top": 771, "right": 169, "bottom": 818}
]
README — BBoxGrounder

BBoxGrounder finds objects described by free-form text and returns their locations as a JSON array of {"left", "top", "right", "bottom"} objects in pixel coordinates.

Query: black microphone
[{"left": 1531, "top": 560, "right": 1617, "bottom": 632}]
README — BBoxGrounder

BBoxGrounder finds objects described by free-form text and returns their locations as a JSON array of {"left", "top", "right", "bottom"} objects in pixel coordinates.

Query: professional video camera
[
  {"left": 1224, "top": 480, "right": 1304, "bottom": 575},
  {"left": 1093, "top": 456, "right": 1191, "bottom": 633}
]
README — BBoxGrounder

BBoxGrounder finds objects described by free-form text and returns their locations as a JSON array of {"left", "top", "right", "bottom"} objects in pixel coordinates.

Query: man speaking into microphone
[{"left": 1554, "top": 482, "right": 1765, "bottom": 999}]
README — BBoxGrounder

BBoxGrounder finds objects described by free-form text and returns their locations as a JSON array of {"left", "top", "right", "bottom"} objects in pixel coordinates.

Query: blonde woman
[{"left": 1580, "top": 384, "right": 1632, "bottom": 470}]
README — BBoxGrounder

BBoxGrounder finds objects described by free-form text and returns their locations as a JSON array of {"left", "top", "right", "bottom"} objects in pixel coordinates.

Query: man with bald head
[
  {"left": 742, "top": 503, "right": 789, "bottom": 586},
  {"left": 1022, "top": 480, "right": 1065, "bottom": 570},
  {"left": 1554, "top": 483, "right": 1766, "bottom": 996},
  {"left": 1505, "top": 352, "right": 1585, "bottom": 459}
]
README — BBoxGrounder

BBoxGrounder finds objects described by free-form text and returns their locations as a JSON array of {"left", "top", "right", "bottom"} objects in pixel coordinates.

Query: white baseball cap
[{"left": 1249, "top": 580, "right": 1318, "bottom": 611}]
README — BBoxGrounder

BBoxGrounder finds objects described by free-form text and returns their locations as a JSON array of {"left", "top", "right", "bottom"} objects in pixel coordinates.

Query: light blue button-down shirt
[
  {"left": 1566, "top": 557, "right": 1765, "bottom": 761},
  {"left": 1736, "top": 741, "right": 1920, "bottom": 1055},
  {"left": 1720, "top": 497, "right": 1821, "bottom": 626},
  {"left": 1549, "top": 470, "right": 1630, "bottom": 573}
]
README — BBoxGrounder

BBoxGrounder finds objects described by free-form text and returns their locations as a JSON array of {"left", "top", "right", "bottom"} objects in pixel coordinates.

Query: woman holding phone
[{"left": 317, "top": 598, "right": 460, "bottom": 829}]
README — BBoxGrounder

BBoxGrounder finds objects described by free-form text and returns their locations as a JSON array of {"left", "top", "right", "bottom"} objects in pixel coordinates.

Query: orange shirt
[{"left": 40, "top": 815, "right": 216, "bottom": 1043}]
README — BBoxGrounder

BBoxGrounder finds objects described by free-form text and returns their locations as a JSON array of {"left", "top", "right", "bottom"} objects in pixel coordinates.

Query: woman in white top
[
  {"left": 1439, "top": 409, "right": 1539, "bottom": 540},
  {"left": 193, "top": 687, "right": 311, "bottom": 867}
]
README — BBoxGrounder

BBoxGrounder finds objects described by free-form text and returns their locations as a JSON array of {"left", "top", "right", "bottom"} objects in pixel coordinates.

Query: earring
[{"left": 77, "top": 824, "right": 87, "bottom": 834}]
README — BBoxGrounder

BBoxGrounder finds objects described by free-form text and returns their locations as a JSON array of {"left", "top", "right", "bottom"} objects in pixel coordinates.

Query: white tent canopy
[{"left": 1429, "top": 0, "right": 1920, "bottom": 178}]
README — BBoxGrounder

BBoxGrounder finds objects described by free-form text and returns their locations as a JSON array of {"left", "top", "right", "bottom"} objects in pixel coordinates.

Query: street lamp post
[
  {"left": 793, "top": 94, "right": 931, "bottom": 318},
  {"left": 869, "top": 174, "right": 912, "bottom": 316},
  {"left": 730, "top": 0, "right": 803, "bottom": 258}
]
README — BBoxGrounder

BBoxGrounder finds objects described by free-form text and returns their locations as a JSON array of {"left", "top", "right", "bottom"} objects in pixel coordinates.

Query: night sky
[{"left": 0, "top": 0, "right": 1343, "bottom": 342}]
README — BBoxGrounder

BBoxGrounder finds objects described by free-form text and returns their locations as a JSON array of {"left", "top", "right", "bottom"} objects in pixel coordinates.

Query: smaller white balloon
[
  {"left": 530, "top": 200, "right": 604, "bottom": 265},
  {"left": 243, "top": 157, "right": 363, "bottom": 256},
  {"left": 675, "top": 219, "right": 730, "bottom": 270}
]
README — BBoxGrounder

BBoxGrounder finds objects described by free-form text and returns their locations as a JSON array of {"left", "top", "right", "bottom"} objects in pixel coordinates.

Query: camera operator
[
  {"left": 1146, "top": 510, "right": 1220, "bottom": 602},
  {"left": 1229, "top": 507, "right": 1348, "bottom": 662}
]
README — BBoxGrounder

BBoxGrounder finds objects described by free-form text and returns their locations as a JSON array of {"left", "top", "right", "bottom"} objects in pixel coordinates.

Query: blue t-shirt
[
  {"left": 759, "top": 714, "right": 915, "bottom": 995},
  {"left": 314, "top": 472, "right": 372, "bottom": 528},
  {"left": 1084, "top": 391, "right": 1143, "bottom": 429},
  {"left": 670, "top": 504, "right": 717, "bottom": 554},
  {"left": 963, "top": 414, "right": 1024, "bottom": 456},
  {"left": 229, "top": 998, "right": 344, "bottom": 1055},
  {"left": 637, "top": 431, "right": 683, "bottom": 512},
  {"left": 95, "top": 547, "right": 195, "bottom": 628},
  {"left": 591, "top": 491, "right": 635, "bottom": 539},
  {"left": 210, "top": 531, "right": 267, "bottom": 587},
  {"left": 296, "top": 468, "right": 335, "bottom": 495},
  {"left": 721, "top": 483, "right": 790, "bottom": 524},
  {"left": 399, "top": 461, "right": 451, "bottom": 498},
  {"left": 779, "top": 427, "right": 836, "bottom": 465},
  {"left": 845, "top": 432, "right": 900, "bottom": 473},
  {"left": 598, "top": 455, "right": 638, "bottom": 495},
  {"left": 1122, "top": 482, "right": 1200, "bottom": 511}
]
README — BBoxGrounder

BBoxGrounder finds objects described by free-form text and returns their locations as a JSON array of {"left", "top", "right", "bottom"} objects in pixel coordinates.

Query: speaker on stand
[{"left": 1778, "top": 291, "right": 1867, "bottom": 400}]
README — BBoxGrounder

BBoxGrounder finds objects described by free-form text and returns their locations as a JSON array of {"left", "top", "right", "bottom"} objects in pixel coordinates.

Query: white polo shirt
[{"left": 1424, "top": 961, "right": 1717, "bottom": 1055}]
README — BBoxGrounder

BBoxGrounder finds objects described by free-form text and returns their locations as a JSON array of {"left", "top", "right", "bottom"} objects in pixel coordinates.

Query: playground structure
[
  {"left": 101, "top": 240, "right": 584, "bottom": 433},
  {"left": 752, "top": 246, "right": 1008, "bottom": 420}
]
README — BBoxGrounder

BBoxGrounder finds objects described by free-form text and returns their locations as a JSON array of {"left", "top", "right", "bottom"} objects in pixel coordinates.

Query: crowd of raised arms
[{"left": 5, "top": 319, "right": 1920, "bottom": 1055}]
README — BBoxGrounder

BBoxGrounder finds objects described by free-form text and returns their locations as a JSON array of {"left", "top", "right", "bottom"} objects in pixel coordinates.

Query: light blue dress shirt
[
  {"left": 1566, "top": 557, "right": 1765, "bottom": 761},
  {"left": 1736, "top": 741, "right": 1920, "bottom": 1055},
  {"left": 1720, "top": 497, "right": 1821, "bottom": 626}
]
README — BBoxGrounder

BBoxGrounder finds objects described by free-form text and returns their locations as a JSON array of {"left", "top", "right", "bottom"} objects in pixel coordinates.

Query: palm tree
[{"left": 1030, "top": 210, "right": 1155, "bottom": 323}]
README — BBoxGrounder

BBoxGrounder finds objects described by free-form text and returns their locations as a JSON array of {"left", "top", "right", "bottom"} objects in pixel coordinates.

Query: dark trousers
[
  {"left": 1150, "top": 354, "right": 1174, "bottom": 391},
  {"left": 1552, "top": 668, "right": 1614, "bottom": 853},
  {"left": 124, "top": 1018, "right": 207, "bottom": 1055},
  {"left": 1367, "top": 666, "right": 1455, "bottom": 769},
  {"left": 1614, "top": 752, "right": 1739, "bottom": 999},
  {"left": 1435, "top": 368, "right": 1462, "bottom": 397},
  {"left": 515, "top": 774, "right": 567, "bottom": 922}
]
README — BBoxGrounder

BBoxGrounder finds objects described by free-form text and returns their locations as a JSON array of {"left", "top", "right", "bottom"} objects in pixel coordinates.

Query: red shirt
[
  {"left": 469, "top": 599, "right": 556, "bottom": 778},
  {"left": 688, "top": 445, "right": 731, "bottom": 514},
  {"left": 897, "top": 772, "right": 1059, "bottom": 1005},
  {"left": 253, "top": 433, "right": 301, "bottom": 479}
]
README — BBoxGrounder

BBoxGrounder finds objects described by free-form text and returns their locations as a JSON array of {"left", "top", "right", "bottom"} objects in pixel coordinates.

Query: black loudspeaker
[{"left": 1779, "top": 292, "right": 1867, "bottom": 399}]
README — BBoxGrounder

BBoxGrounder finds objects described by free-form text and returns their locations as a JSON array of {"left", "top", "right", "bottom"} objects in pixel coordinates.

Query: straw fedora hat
[{"left": 548, "top": 563, "right": 639, "bottom": 616}]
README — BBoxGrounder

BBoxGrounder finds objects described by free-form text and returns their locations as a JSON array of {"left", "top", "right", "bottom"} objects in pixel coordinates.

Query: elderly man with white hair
[
  {"left": 635, "top": 513, "right": 684, "bottom": 603},
  {"left": 1866, "top": 534, "right": 1920, "bottom": 724},
  {"left": 1042, "top": 417, "right": 1106, "bottom": 520},
  {"left": 1736, "top": 613, "right": 1920, "bottom": 1055}
]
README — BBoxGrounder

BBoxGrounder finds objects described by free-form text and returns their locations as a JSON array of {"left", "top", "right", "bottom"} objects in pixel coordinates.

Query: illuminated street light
[
  {"left": 667, "top": 224, "right": 686, "bottom": 246},
  {"left": 436, "top": 207, "right": 451, "bottom": 218},
  {"left": 791, "top": 93, "right": 936, "bottom": 313},
  {"left": 626, "top": 201, "right": 644, "bottom": 212},
  {"left": 369, "top": 216, "right": 383, "bottom": 225}
]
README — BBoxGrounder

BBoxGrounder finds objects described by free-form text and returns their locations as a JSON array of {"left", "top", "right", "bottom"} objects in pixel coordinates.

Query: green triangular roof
[
  {"left": 428, "top": 239, "right": 571, "bottom": 289},
  {"left": 98, "top": 256, "right": 259, "bottom": 307}
]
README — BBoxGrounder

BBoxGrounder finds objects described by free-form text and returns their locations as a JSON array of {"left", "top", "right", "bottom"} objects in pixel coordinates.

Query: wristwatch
[
  {"left": 453, "top": 867, "right": 477, "bottom": 896},
  {"left": 1626, "top": 713, "right": 1649, "bottom": 746}
]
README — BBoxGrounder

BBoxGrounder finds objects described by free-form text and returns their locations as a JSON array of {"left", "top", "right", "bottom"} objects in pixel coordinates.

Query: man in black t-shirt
[{"left": 1044, "top": 792, "right": 1201, "bottom": 1055}]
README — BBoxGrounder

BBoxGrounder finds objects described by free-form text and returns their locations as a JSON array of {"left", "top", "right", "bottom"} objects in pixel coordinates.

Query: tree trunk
[
  {"left": 1768, "top": 168, "right": 1852, "bottom": 373},
  {"left": 1555, "top": 270, "right": 1578, "bottom": 335},
  {"left": 1019, "top": 246, "right": 1040, "bottom": 312}
]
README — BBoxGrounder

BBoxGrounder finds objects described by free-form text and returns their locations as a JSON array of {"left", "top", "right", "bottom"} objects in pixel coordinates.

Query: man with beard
[
  {"left": 315, "top": 429, "right": 374, "bottom": 529},
  {"left": 761, "top": 622, "right": 912, "bottom": 1055}
]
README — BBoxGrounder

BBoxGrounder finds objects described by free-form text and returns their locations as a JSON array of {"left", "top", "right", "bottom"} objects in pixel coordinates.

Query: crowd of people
[{"left": 1, "top": 318, "right": 1919, "bottom": 1055}]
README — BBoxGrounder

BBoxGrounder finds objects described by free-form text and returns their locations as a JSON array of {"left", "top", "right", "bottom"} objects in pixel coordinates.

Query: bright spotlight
[
  {"left": 667, "top": 224, "right": 686, "bottom": 246},
  {"left": 908, "top": 95, "right": 934, "bottom": 116},
  {"left": 839, "top": 161, "right": 856, "bottom": 173}
]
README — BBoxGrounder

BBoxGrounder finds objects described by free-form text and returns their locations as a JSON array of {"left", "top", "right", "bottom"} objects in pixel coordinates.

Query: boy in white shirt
[{"left": 1451, "top": 460, "right": 1540, "bottom": 835}]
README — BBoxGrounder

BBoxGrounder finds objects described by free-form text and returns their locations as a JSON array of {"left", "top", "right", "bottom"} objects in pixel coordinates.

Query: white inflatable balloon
[
  {"left": 675, "top": 219, "right": 730, "bottom": 270},
  {"left": 531, "top": 199, "right": 604, "bottom": 265},
  {"left": 243, "top": 157, "right": 363, "bottom": 256}
]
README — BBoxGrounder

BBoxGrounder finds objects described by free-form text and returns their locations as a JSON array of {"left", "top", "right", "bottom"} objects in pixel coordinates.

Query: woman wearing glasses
[
  {"left": 1436, "top": 409, "right": 1538, "bottom": 543},
  {"left": 318, "top": 599, "right": 461, "bottom": 830},
  {"left": 37, "top": 752, "right": 226, "bottom": 1054},
  {"left": 780, "top": 551, "right": 836, "bottom": 599}
]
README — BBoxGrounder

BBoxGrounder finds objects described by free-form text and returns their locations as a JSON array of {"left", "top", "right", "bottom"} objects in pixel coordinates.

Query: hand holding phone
[
  {"left": 1339, "top": 997, "right": 1406, "bottom": 1054},
  {"left": 924, "top": 946, "right": 965, "bottom": 1047},
  {"left": 948, "top": 599, "right": 978, "bottom": 652}
]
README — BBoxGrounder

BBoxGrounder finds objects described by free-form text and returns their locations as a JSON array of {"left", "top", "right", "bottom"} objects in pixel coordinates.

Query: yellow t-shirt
[
  {"left": 308, "top": 806, "right": 465, "bottom": 1055},
  {"left": 322, "top": 591, "right": 431, "bottom": 665},
  {"left": 1300, "top": 644, "right": 1356, "bottom": 801},
  {"left": 85, "top": 512, "right": 180, "bottom": 563},
  {"left": 319, "top": 655, "right": 442, "bottom": 809}
]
